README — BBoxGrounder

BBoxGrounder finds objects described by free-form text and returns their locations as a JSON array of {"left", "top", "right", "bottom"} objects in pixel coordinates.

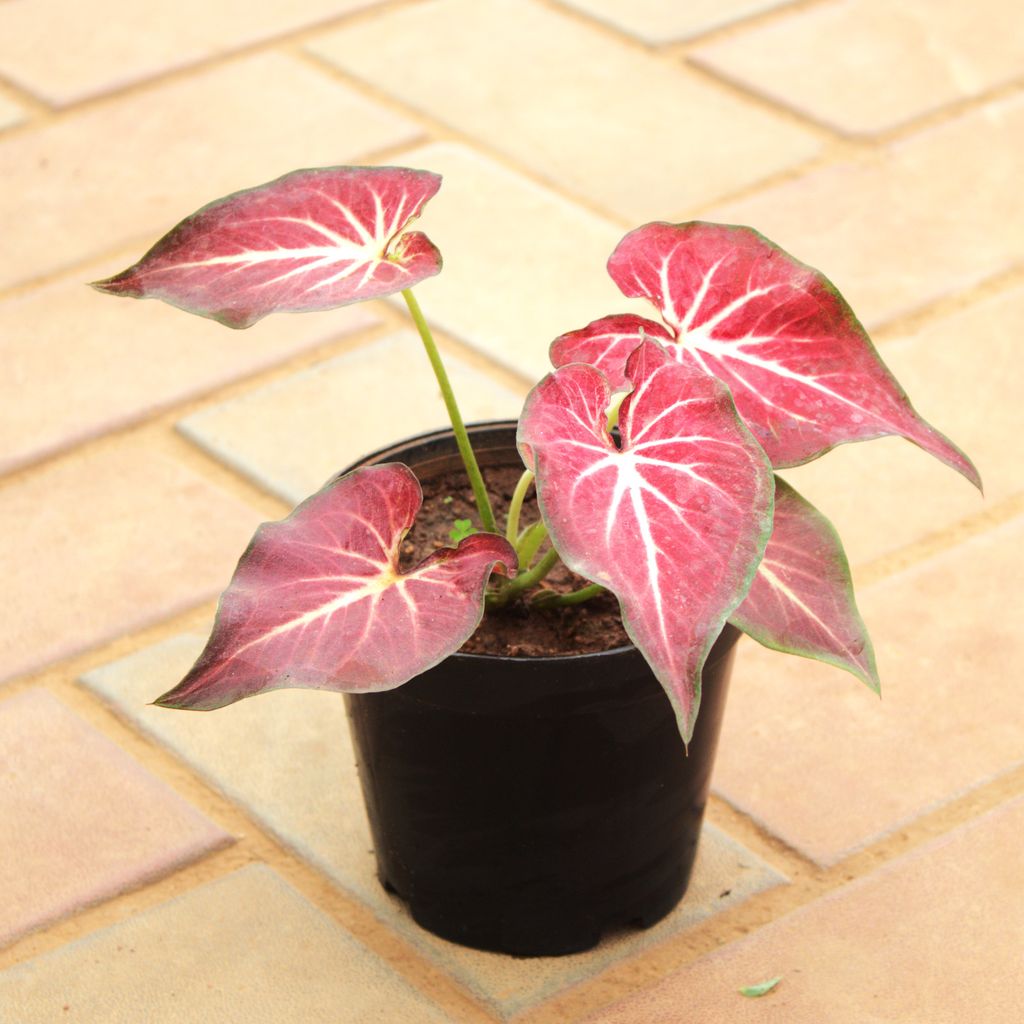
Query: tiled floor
[{"left": 1, "top": 2, "right": 1021, "bottom": 1021}]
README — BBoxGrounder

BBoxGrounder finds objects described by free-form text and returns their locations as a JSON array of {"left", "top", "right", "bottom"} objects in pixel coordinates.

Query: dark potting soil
[{"left": 400, "top": 464, "right": 631, "bottom": 658}]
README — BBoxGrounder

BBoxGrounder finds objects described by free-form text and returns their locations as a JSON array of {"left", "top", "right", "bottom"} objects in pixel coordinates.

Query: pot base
[{"left": 385, "top": 853, "right": 694, "bottom": 957}]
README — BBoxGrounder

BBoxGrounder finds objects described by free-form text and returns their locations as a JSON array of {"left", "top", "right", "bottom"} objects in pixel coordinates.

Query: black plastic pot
[{"left": 344, "top": 422, "right": 739, "bottom": 957}]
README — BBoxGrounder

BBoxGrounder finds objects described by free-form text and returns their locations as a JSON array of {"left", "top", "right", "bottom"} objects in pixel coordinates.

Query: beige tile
[
  {"left": 0, "top": 52, "right": 421, "bottom": 290},
  {"left": 561, "top": 0, "right": 789, "bottom": 43},
  {"left": 0, "top": 865, "right": 452, "bottom": 1023},
  {"left": 586, "top": 797, "right": 1024, "bottom": 1023},
  {"left": 713, "top": 516, "right": 1024, "bottom": 865},
  {"left": 0, "top": 90, "right": 26, "bottom": 130},
  {"left": 83, "top": 634, "right": 786, "bottom": 1019},
  {"left": 704, "top": 95, "right": 1024, "bottom": 328},
  {"left": 306, "top": 0, "right": 821, "bottom": 222},
  {"left": 692, "top": 0, "right": 1024, "bottom": 135},
  {"left": 0, "top": 261, "right": 379, "bottom": 475},
  {"left": 0, "top": 438, "right": 263, "bottom": 683},
  {"left": 0, "top": 689, "right": 230, "bottom": 947},
  {"left": 177, "top": 329, "right": 527, "bottom": 503},
  {"left": 384, "top": 142, "right": 648, "bottom": 380},
  {"left": 0, "top": 0, "right": 386, "bottom": 106},
  {"left": 780, "top": 286, "right": 1016, "bottom": 567}
]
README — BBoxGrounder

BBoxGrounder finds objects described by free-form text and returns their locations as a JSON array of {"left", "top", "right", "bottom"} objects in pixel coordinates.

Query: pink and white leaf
[
  {"left": 550, "top": 313, "right": 671, "bottom": 390},
  {"left": 731, "top": 478, "right": 879, "bottom": 692},
  {"left": 155, "top": 464, "right": 515, "bottom": 711},
  {"left": 602, "top": 222, "right": 980, "bottom": 487},
  {"left": 92, "top": 166, "right": 442, "bottom": 328},
  {"left": 519, "top": 339, "right": 774, "bottom": 743}
]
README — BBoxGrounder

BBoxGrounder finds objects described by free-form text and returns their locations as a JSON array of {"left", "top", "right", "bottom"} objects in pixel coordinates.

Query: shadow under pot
[{"left": 342, "top": 421, "right": 739, "bottom": 957}]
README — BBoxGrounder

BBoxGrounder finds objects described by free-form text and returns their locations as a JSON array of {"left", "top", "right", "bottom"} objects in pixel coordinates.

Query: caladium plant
[{"left": 93, "top": 165, "right": 980, "bottom": 744}]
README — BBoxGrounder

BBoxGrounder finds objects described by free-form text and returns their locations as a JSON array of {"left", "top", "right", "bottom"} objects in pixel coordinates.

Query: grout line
[
  {"left": 869, "top": 261, "right": 1024, "bottom": 344},
  {"left": 856, "top": 491, "right": 1024, "bottom": 588},
  {"left": 679, "top": 141, "right": 858, "bottom": 221},
  {"left": 683, "top": 54, "right": 851, "bottom": 141},
  {"left": 0, "top": 73, "right": 50, "bottom": 124},
  {"left": 293, "top": 45, "right": 635, "bottom": 228},
  {"left": 664, "top": 0, "right": 832, "bottom": 49},
  {"left": 0, "top": 1, "right": 432, "bottom": 121},
  {"left": 871, "top": 76, "right": 1024, "bottom": 146},
  {"left": 0, "top": 128, "right": 432, "bottom": 304},
  {"left": 687, "top": 55, "right": 1024, "bottom": 147},
  {"left": 0, "top": 311, "right": 395, "bottom": 497},
  {"left": 0, "top": 672, "right": 501, "bottom": 1022},
  {"left": 522, "top": 764, "right": 1024, "bottom": 1024}
]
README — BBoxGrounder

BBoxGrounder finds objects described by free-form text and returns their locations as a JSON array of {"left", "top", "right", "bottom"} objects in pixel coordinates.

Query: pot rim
[{"left": 340, "top": 419, "right": 738, "bottom": 668}]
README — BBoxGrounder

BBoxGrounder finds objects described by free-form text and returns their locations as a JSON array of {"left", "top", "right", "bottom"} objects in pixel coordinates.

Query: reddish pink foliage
[
  {"left": 156, "top": 464, "right": 515, "bottom": 710},
  {"left": 553, "top": 222, "right": 980, "bottom": 487},
  {"left": 519, "top": 339, "right": 773, "bottom": 742},
  {"left": 732, "top": 478, "right": 879, "bottom": 691},
  {"left": 92, "top": 166, "right": 442, "bottom": 328}
]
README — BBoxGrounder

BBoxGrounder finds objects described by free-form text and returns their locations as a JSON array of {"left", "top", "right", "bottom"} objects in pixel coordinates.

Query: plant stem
[
  {"left": 402, "top": 288, "right": 497, "bottom": 534},
  {"left": 515, "top": 520, "right": 548, "bottom": 569},
  {"left": 490, "top": 546, "right": 561, "bottom": 606},
  {"left": 531, "top": 583, "right": 605, "bottom": 608},
  {"left": 505, "top": 469, "right": 534, "bottom": 543}
]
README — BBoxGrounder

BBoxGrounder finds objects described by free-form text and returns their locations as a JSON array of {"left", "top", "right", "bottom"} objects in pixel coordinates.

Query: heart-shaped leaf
[
  {"left": 155, "top": 463, "right": 515, "bottom": 711},
  {"left": 731, "top": 478, "right": 879, "bottom": 692},
  {"left": 519, "top": 339, "right": 774, "bottom": 742},
  {"left": 92, "top": 166, "right": 442, "bottom": 328},
  {"left": 557, "top": 222, "right": 980, "bottom": 488}
]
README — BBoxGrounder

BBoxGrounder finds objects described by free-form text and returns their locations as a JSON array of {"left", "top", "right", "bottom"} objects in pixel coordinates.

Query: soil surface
[{"left": 400, "top": 464, "right": 630, "bottom": 657}]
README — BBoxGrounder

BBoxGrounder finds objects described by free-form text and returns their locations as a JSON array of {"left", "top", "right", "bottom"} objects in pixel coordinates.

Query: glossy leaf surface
[
  {"left": 92, "top": 166, "right": 442, "bottom": 328},
  {"left": 556, "top": 222, "right": 979, "bottom": 487},
  {"left": 731, "top": 478, "right": 879, "bottom": 692},
  {"left": 156, "top": 464, "right": 514, "bottom": 710},
  {"left": 519, "top": 340, "right": 774, "bottom": 742}
]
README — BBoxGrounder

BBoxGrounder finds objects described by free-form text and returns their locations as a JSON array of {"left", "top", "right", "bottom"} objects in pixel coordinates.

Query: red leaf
[
  {"left": 519, "top": 339, "right": 774, "bottom": 742},
  {"left": 550, "top": 313, "right": 671, "bottom": 390},
  {"left": 562, "top": 222, "right": 979, "bottom": 487},
  {"left": 731, "top": 478, "right": 879, "bottom": 692},
  {"left": 92, "top": 166, "right": 442, "bottom": 328},
  {"left": 155, "top": 464, "right": 515, "bottom": 710}
]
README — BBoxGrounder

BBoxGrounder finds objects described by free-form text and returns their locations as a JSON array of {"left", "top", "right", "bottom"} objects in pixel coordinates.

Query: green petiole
[
  {"left": 505, "top": 469, "right": 535, "bottom": 544},
  {"left": 402, "top": 288, "right": 498, "bottom": 535}
]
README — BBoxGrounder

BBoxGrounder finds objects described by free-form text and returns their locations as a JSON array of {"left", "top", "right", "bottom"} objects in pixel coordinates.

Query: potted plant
[{"left": 92, "top": 166, "right": 979, "bottom": 957}]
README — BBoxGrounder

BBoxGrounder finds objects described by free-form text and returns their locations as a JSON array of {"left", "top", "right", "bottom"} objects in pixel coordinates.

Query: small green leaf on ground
[
  {"left": 739, "top": 976, "right": 782, "bottom": 998},
  {"left": 442, "top": 495, "right": 454, "bottom": 505},
  {"left": 449, "top": 518, "right": 478, "bottom": 543}
]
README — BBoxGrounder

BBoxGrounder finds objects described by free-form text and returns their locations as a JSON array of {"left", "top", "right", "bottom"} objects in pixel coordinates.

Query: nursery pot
[{"left": 343, "top": 422, "right": 739, "bottom": 957}]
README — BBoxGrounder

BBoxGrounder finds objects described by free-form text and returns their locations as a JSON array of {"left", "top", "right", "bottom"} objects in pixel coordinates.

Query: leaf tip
[{"left": 88, "top": 271, "right": 137, "bottom": 297}]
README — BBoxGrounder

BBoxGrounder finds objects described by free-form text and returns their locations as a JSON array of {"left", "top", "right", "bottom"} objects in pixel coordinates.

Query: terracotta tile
[
  {"left": 713, "top": 516, "right": 1024, "bottom": 865},
  {"left": 0, "top": 52, "right": 421, "bottom": 290},
  {"left": 0, "top": 438, "right": 263, "bottom": 683},
  {"left": 0, "top": 262, "right": 379, "bottom": 475},
  {"left": 692, "top": 0, "right": 1024, "bottom": 135},
  {"left": 379, "top": 142, "right": 644, "bottom": 381},
  {"left": 560, "top": 0, "right": 789, "bottom": 43},
  {"left": 780, "top": 286, "right": 1016, "bottom": 567},
  {"left": 177, "top": 329, "right": 527, "bottom": 503},
  {"left": 586, "top": 797, "right": 1024, "bottom": 1023},
  {"left": 306, "top": 0, "right": 821, "bottom": 222},
  {"left": 703, "top": 95, "right": 1024, "bottom": 329},
  {"left": 0, "top": 865, "right": 452, "bottom": 1022},
  {"left": 83, "top": 634, "right": 786, "bottom": 1019},
  {"left": 0, "top": 0, "right": 387, "bottom": 106},
  {"left": 0, "top": 689, "right": 230, "bottom": 948}
]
